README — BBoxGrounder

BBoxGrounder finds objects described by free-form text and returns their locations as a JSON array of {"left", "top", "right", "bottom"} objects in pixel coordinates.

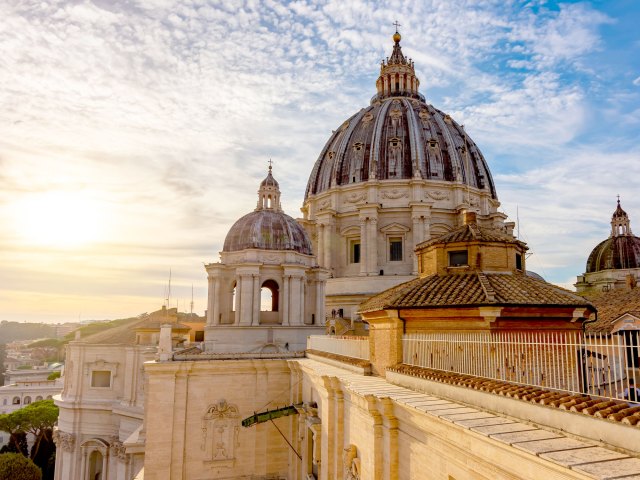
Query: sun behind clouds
[{"left": 13, "top": 191, "right": 105, "bottom": 247}]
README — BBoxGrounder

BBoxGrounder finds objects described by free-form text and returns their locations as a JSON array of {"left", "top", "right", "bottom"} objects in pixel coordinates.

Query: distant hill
[{"left": 0, "top": 321, "right": 57, "bottom": 343}]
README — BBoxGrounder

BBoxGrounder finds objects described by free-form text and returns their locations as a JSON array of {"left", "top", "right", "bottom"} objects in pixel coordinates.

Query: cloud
[{"left": 0, "top": 0, "right": 634, "bottom": 321}]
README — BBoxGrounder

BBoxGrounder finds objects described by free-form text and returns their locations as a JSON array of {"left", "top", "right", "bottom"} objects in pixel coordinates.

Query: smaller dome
[
  {"left": 223, "top": 210, "right": 312, "bottom": 254},
  {"left": 586, "top": 236, "right": 640, "bottom": 273},
  {"left": 586, "top": 199, "right": 640, "bottom": 273},
  {"left": 223, "top": 164, "right": 313, "bottom": 255}
]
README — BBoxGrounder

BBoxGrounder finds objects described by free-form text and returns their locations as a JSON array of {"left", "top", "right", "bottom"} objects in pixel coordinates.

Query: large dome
[
  {"left": 586, "top": 200, "right": 640, "bottom": 273},
  {"left": 223, "top": 210, "right": 312, "bottom": 255},
  {"left": 305, "top": 33, "right": 496, "bottom": 199}
]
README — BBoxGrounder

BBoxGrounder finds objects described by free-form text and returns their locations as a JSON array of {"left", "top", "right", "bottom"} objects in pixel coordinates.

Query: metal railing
[
  {"left": 403, "top": 331, "right": 639, "bottom": 401},
  {"left": 307, "top": 335, "right": 370, "bottom": 361}
]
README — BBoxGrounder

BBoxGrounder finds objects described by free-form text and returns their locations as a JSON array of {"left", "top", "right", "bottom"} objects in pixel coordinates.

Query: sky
[{"left": 0, "top": 0, "right": 639, "bottom": 323}]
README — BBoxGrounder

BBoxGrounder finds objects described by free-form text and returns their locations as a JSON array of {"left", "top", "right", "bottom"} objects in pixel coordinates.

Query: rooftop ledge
[{"left": 387, "top": 364, "right": 640, "bottom": 456}]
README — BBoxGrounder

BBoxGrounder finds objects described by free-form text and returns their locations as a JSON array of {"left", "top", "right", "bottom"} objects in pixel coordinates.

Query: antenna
[
  {"left": 517, "top": 205, "right": 520, "bottom": 239},
  {"left": 190, "top": 284, "right": 194, "bottom": 316}
]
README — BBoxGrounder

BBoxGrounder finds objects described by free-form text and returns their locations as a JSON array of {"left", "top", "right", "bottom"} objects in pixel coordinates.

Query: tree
[
  {"left": 0, "top": 400, "right": 58, "bottom": 478},
  {"left": 46, "top": 372, "right": 60, "bottom": 381},
  {"left": 0, "top": 452, "right": 42, "bottom": 480},
  {"left": 0, "top": 413, "right": 29, "bottom": 456},
  {"left": 13, "top": 400, "right": 58, "bottom": 462}
]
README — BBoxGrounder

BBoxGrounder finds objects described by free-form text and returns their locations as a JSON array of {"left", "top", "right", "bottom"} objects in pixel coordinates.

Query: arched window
[
  {"left": 46, "top": 395, "right": 52, "bottom": 400},
  {"left": 23, "top": 396, "right": 31, "bottom": 405},
  {"left": 260, "top": 280, "right": 279, "bottom": 312},
  {"left": 12, "top": 397, "right": 20, "bottom": 405},
  {"left": 89, "top": 450, "right": 103, "bottom": 480},
  {"left": 35, "top": 396, "right": 43, "bottom": 402}
]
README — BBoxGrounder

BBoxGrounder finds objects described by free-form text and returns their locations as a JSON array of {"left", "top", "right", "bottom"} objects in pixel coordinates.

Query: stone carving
[
  {"left": 381, "top": 189, "right": 408, "bottom": 200},
  {"left": 343, "top": 444, "right": 361, "bottom": 480},
  {"left": 264, "top": 254, "right": 280, "bottom": 263},
  {"left": 201, "top": 399, "right": 240, "bottom": 466},
  {"left": 52, "top": 430, "right": 75, "bottom": 452},
  {"left": 344, "top": 192, "right": 366, "bottom": 204},
  {"left": 318, "top": 199, "right": 331, "bottom": 210},
  {"left": 388, "top": 138, "right": 402, "bottom": 177},
  {"left": 111, "top": 440, "right": 127, "bottom": 461},
  {"left": 426, "top": 190, "right": 449, "bottom": 201},
  {"left": 362, "top": 112, "right": 374, "bottom": 125}
]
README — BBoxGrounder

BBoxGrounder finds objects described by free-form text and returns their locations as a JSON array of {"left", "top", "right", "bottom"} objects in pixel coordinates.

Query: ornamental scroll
[
  {"left": 343, "top": 444, "right": 361, "bottom": 480},
  {"left": 201, "top": 399, "right": 240, "bottom": 467},
  {"left": 52, "top": 429, "right": 75, "bottom": 452}
]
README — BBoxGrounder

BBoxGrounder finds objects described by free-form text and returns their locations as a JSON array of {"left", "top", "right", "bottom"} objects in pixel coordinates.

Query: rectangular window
[
  {"left": 389, "top": 237, "right": 403, "bottom": 261},
  {"left": 516, "top": 253, "right": 523, "bottom": 271},
  {"left": 350, "top": 240, "right": 361, "bottom": 264},
  {"left": 194, "top": 330, "right": 204, "bottom": 342},
  {"left": 91, "top": 370, "right": 112, "bottom": 388},
  {"left": 448, "top": 250, "right": 468, "bottom": 267}
]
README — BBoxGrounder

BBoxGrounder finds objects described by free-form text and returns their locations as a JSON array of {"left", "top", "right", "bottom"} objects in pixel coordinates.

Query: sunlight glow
[{"left": 14, "top": 191, "right": 104, "bottom": 247}]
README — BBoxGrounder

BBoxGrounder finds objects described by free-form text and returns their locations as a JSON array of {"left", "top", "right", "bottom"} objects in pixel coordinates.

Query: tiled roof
[
  {"left": 82, "top": 317, "right": 148, "bottom": 345},
  {"left": 360, "top": 272, "right": 592, "bottom": 313},
  {"left": 584, "top": 288, "right": 640, "bottom": 333},
  {"left": 416, "top": 224, "right": 525, "bottom": 250},
  {"left": 389, "top": 364, "right": 640, "bottom": 426}
]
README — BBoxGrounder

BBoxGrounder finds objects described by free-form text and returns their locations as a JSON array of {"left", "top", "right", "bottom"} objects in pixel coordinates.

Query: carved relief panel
[{"left": 201, "top": 399, "right": 240, "bottom": 467}]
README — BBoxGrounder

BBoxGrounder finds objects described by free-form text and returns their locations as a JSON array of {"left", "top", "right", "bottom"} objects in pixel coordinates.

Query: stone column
[
  {"left": 317, "top": 223, "right": 325, "bottom": 267},
  {"left": 239, "top": 274, "right": 253, "bottom": 326},
  {"left": 282, "top": 275, "right": 290, "bottom": 325},
  {"left": 383, "top": 76, "right": 389, "bottom": 95},
  {"left": 289, "top": 275, "right": 302, "bottom": 325},
  {"left": 206, "top": 275, "right": 215, "bottom": 326},
  {"left": 360, "top": 218, "right": 367, "bottom": 275},
  {"left": 252, "top": 274, "right": 260, "bottom": 326},
  {"left": 323, "top": 220, "right": 333, "bottom": 271},
  {"left": 234, "top": 275, "right": 241, "bottom": 325},
  {"left": 368, "top": 217, "right": 378, "bottom": 275},
  {"left": 211, "top": 277, "right": 220, "bottom": 325}
]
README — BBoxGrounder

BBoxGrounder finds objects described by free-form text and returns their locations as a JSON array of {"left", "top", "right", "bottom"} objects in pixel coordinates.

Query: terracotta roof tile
[
  {"left": 388, "top": 364, "right": 639, "bottom": 425},
  {"left": 360, "top": 272, "right": 592, "bottom": 313},
  {"left": 416, "top": 224, "right": 525, "bottom": 250},
  {"left": 584, "top": 288, "right": 640, "bottom": 333}
]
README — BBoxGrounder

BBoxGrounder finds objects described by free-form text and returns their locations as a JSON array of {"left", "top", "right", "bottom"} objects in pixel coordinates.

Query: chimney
[{"left": 158, "top": 324, "right": 173, "bottom": 361}]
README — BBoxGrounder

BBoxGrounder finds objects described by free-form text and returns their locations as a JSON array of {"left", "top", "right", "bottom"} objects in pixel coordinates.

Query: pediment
[
  {"left": 379, "top": 222, "right": 410, "bottom": 234},
  {"left": 340, "top": 225, "right": 361, "bottom": 236},
  {"left": 611, "top": 312, "right": 640, "bottom": 332}
]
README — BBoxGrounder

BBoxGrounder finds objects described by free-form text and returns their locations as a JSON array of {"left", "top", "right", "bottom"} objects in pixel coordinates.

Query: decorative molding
[
  {"left": 379, "top": 222, "right": 411, "bottom": 234},
  {"left": 343, "top": 444, "right": 361, "bottom": 480},
  {"left": 52, "top": 430, "right": 75, "bottom": 452},
  {"left": 426, "top": 190, "right": 449, "bottom": 201},
  {"left": 344, "top": 192, "right": 366, "bottom": 204},
  {"left": 111, "top": 440, "right": 127, "bottom": 461},
  {"left": 201, "top": 399, "right": 240, "bottom": 467},
  {"left": 83, "top": 359, "right": 118, "bottom": 378},
  {"left": 318, "top": 199, "right": 331, "bottom": 210},
  {"left": 381, "top": 189, "right": 409, "bottom": 200}
]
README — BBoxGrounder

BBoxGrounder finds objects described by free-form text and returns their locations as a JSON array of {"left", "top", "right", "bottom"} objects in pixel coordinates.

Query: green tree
[
  {"left": 0, "top": 413, "right": 29, "bottom": 456},
  {"left": 0, "top": 344, "right": 6, "bottom": 385},
  {"left": 12, "top": 400, "right": 58, "bottom": 462},
  {"left": 46, "top": 372, "right": 60, "bottom": 381},
  {"left": 0, "top": 452, "right": 42, "bottom": 480}
]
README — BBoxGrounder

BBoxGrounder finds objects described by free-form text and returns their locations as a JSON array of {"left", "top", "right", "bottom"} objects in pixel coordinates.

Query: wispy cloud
[{"left": 0, "top": 0, "right": 636, "bottom": 322}]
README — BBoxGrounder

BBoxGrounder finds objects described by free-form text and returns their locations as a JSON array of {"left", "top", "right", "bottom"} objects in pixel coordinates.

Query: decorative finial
[
  {"left": 617, "top": 194, "right": 620, "bottom": 205},
  {"left": 393, "top": 20, "right": 402, "bottom": 43},
  {"left": 268, "top": 158, "right": 273, "bottom": 172}
]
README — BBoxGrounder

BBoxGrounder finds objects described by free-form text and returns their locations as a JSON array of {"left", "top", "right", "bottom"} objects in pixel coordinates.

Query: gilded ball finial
[{"left": 393, "top": 32, "right": 401, "bottom": 43}]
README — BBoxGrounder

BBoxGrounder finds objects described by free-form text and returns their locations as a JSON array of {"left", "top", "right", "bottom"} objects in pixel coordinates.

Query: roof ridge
[{"left": 477, "top": 272, "right": 496, "bottom": 302}]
